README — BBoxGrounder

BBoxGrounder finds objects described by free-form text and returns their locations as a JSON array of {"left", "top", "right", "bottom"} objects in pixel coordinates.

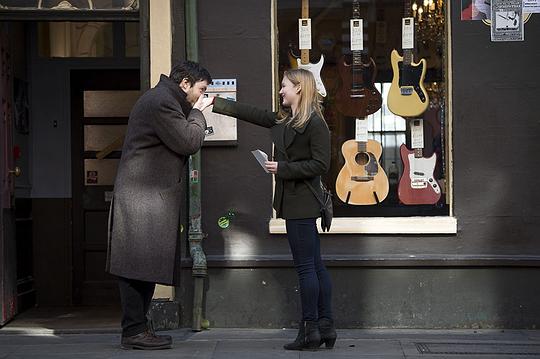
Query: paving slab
[{"left": 2, "top": 329, "right": 540, "bottom": 359}]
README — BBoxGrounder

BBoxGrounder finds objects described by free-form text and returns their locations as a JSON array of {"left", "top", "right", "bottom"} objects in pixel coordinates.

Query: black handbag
[{"left": 304, "top": 180, "right": 333, "bottom": 232}]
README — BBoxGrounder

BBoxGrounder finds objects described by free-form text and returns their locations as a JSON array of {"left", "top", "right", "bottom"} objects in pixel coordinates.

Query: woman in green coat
[{"left": 212, "top": 69, "right": 336, "bottom": 351}]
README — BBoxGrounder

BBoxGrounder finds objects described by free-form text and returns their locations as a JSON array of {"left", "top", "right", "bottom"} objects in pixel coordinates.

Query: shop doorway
[
  {"left": 0, "top": 15, "right": 143, "bottom": 329},
  {"left": 70, "top": 68, "right": 139, "bottom": 306}
]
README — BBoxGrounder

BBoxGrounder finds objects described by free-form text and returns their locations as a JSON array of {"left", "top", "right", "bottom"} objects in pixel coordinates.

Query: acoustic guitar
[
  {"left": 397, "top": 120, "right": 441, "bottom": 205},
  {"left": 335, "top": 119, "right": 389, "bottom": 205},
  {"left": 335, "top": 0, "right": 382, "bottom": 118},
  {"left": 387, "top": 0, "right": 429, "bottom": 117},
  {"left": 295, "top": 0, "right": 327, "bottom": 97}
]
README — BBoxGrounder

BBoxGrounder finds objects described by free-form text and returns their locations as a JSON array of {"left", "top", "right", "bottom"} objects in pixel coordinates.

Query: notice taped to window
[
  {"left": 491, "top": 0, "right": 524, "bottom": 41},
  {"left": 203, "top": 79, "right": 237, "bottom": 143}
]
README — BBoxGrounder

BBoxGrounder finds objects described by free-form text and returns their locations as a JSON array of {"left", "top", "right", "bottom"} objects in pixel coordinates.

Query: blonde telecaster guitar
[{"left": 387, "top": 1, "right": 429, "bottom": 117}]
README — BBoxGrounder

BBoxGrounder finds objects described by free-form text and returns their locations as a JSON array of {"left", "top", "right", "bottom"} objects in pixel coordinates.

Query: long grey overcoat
[{"left": 106, "top": 74, "right": 206, "bottom": 285}]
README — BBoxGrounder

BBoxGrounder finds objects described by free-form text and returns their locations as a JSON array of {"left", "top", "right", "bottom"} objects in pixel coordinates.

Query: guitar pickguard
[
  {"left": 297, "top": 55, "right": 327, "bottom": 97},
  {"left": 398, "top": 61, "right": 427, "bottom": 103}
]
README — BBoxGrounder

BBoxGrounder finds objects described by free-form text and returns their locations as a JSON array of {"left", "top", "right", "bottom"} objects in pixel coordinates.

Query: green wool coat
[{"left": 213, "top": 97, "right": 330, "bottom": 219}]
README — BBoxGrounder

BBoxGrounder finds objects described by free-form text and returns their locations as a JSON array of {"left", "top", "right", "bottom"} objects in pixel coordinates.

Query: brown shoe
[{"left": 121, "top": 330, "right": 172, "bottom": 350}]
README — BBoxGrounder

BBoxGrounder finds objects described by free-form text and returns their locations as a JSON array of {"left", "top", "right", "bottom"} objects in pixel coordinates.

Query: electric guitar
[
  {"left": 335, "top": 0, "right": 382, "bottom": 117},
  {"left": 296, "top": 0, "right": 327, "bottom": 97},
  {"left": 398, "top": 120, "right": 441, "bottom": 204},
  {"left": 387, "top": 0, "right": 429, "bottom": 117},
  {"left": 335, "top": 119, "right": 389, "bottom": 205}
]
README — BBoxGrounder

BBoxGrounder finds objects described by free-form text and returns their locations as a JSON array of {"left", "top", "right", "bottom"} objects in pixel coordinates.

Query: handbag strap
[{"left": 303, "top": 179, "right": 326, "bottom": 207}]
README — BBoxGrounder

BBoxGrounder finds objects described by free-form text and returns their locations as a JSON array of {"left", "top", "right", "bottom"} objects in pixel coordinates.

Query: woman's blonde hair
[{"left": 277, "top": 69, "right": 323, "bottom": 128}]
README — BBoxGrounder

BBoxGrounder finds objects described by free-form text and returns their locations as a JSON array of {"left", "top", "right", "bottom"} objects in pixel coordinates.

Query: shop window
[
  {"left": 274, "top": 0, "right": 454, "bottom": 233},
  {"left": 38, "top": 22, "right": 113, "bottom": 57},
  {"left": 83, "top": 90, "right": 139, "bottom": 117},
  {"left": 124, "top": 21, "right": 139, "bottom": 57}
]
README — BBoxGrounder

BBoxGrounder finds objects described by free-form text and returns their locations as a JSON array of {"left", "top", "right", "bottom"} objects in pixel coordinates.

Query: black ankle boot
[
  {"left": 318, "top": 317, "right": 337, "bottom": 349},
  {"left": 283, "top": 320, "right": 321, "bottom": 351}
]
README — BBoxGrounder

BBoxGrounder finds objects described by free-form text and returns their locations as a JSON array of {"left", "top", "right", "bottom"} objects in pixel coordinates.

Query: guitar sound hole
[{"left": 355, "top": 152, "right": 369, "bottom": 166}]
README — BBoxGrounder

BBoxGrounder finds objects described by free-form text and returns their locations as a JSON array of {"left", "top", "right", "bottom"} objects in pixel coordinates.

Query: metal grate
[{"left": 415, "top": 342, "right": 540, "bottom": 356}]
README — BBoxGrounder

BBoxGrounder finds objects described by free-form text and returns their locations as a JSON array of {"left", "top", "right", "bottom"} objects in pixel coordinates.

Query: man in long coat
[{"left": 106, "top": 61, "right": 213, "bottom": 350}]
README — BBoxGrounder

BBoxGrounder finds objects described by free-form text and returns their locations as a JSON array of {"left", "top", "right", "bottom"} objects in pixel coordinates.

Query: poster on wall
[
  {"left": 491, "top": 0, "right": 524, "bottom": 41},
  {"left": 523, "top": 0, "right": 540, "bottom": 12},
  {"left": 461, "top": 0, "right": 492, "bottom": 20},
  {"left": 202, "top": 79, "right": 237, "bottom": 144}
]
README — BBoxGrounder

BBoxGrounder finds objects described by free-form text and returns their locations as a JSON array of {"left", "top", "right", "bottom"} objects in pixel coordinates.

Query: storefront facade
[{"left": 1, "top": 0, "right": 539, "bottom": 329}]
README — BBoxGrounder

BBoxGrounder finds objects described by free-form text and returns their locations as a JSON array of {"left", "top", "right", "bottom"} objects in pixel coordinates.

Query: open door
[{"left": 0, "top": 23, "right": 17, "bottom": 326}]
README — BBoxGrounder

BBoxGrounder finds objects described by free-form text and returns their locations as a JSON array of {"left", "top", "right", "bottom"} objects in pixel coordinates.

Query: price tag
[
  {"left": 350, "top": 19, "right": 364, "bottom": 51},
  {"left": 298, "top": 18, "right": 312, "bottom": 50},
  {"left": 355, "top": 118, "right": 368, "bottom": 143},
  {"left": 402, "top": 17, "right": 414, "bottom": 49},
  {"left": 410, "top": 119, "right": 424, "bottom": 149}
]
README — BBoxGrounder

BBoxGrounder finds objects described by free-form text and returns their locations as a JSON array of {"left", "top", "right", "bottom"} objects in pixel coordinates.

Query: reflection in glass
[
  {"left": 125, "top": 22, "right": 139, "bottom": 57},
  {"left": 0, "top": 0, "right": 138, "bottom": 10},
  {"left": 38, "top": 22, "right": 113, "bottom": 57}
]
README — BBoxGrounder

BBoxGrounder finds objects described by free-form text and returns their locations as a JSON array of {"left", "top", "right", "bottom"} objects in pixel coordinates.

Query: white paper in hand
[{"left": 251, "top": 149, "right": 269, "bottom": 173}]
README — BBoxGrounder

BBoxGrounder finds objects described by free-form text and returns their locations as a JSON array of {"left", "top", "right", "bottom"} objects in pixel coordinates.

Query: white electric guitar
[{"left": 296, "top": 0, "right": 326, "bottom": 97}]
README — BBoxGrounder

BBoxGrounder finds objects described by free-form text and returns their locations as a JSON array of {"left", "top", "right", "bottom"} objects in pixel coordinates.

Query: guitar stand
[{"left": 345, "top": 191, "right": 351, "bottom": 205}]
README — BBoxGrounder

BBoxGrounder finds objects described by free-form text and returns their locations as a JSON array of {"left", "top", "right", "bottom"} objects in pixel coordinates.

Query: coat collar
[
  {"left": 157, "top": 74, "right": 192, "bottom": 115},
  {"left": 271, "top": 113, "right": 316, "bottom": 151}
]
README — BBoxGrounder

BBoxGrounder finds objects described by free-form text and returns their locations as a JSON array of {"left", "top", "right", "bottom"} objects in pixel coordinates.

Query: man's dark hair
[{"left": 169, "top": 60, "right": 212, "bottom": 85}]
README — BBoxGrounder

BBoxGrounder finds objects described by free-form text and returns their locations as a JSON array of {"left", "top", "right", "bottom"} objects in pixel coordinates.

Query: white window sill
[{"left": 268, "top": 216, "right": 457, "bottom": 234}]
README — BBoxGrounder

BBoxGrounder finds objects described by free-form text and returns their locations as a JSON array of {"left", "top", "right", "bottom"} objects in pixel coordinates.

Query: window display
[{"left": 278, "top": 0, "right": 448, "bottom": 217}]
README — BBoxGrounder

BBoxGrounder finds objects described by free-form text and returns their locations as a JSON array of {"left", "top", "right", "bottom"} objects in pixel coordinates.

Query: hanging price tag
[
  {"left": 350, "top": 19, "right": 364, "bottom": 51},
  {"left": 298, "top": 18, "right": 312, "bottom": 49},
  {"left": 355, "top": 118, "right": 368, "bottom": 143},
  {"left": 402, "top": 17, "right": 414, "bottom": 49},
  {"left": 410, "top": 119, "right": 424, "bottom": 149}
]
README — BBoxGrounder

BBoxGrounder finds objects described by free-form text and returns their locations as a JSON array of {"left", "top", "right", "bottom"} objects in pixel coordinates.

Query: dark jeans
[
  {"left": 118, "top": 276, "right": 156, "bottom": 337},
  {"left": 286, "top": 218, "right": 333, "bottom": 322}
]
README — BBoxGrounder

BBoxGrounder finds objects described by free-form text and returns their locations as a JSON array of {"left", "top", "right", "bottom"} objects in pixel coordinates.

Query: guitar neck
[
  {"left": 403, "top": 48, "right": 413, "bottom": 66},
  {"left": 301, "top": 49, "right": 310, "bottom": 65},
  {"left": 414, "top": 147, "right": 423, "bottom": 158},
  {"left": 300, "top": 0, "right": 310, "bottom": 65},
  {"left": 357, "top": 141, "right": 367, "bottom": 153},
  {"left": 403, "top": 0, "right": 413, "bottom": 66}
]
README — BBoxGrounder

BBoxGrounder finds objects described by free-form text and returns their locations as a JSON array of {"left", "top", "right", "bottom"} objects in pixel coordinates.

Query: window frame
[{"left": 269, "top": 0, "right": 455, "bottom": 234}]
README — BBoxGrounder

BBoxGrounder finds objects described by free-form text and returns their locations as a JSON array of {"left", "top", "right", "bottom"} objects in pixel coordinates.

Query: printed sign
[
  {"left": 491, "top": 0, "right": 524, "bottom": 41},
  {"left": 350, "top": 19, "right": 364, "bottom": 51},
  {"left": 299, "top": 18, "right": 312, "bottom": 50},
  {"left": 203, "top": 79, "right": 237, "bottom": 143}
]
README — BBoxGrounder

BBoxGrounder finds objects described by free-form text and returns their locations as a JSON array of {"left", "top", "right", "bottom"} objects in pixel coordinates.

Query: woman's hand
[
  {"left": 265, "top": 161, "right": 278, "bottom": 174},
  {"left": 193, "top": 95, "right": 214, "bottom": 111}
]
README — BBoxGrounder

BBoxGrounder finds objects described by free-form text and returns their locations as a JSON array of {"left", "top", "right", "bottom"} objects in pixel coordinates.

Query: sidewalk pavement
[{"left": 1, "top": 328, "right": 540, "bottom": 358}]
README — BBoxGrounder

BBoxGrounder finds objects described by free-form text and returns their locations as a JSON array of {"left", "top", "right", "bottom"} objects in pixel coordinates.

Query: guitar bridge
[
  {"left": 351, "top": 176, "right": 374, "bottom": 182},
  {"left": 400, "top": 86, "right": 414, "bottom": 96}
]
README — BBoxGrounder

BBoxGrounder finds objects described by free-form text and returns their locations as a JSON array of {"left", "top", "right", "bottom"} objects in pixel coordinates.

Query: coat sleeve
[
  {"left": 213, "top": 97, "right": 277, "bottom": 128},
  {"left": 276, "top": 117, "right": 330, "bottom": 180},
  {"left": 152, "top": 100, "right": 207, "bottom": 156}
]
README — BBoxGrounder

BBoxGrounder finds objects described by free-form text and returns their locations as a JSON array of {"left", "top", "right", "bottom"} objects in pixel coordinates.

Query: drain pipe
[{"left": 185, "top": 0, "right": 207, "bottom": 332}]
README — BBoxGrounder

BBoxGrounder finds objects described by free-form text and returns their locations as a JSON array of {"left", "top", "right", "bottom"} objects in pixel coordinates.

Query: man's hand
[
  {"left": 265, "top": 161, "right": 278, "bottom": 174},
  {"left": 193, "top": 95, "right": 214, "bottom": 111}
]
